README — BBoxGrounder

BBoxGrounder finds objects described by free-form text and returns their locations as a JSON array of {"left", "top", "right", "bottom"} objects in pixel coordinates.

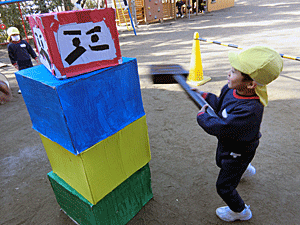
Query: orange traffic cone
[{"left": 187, "top": 32, "right": 211, "bottom": 86}]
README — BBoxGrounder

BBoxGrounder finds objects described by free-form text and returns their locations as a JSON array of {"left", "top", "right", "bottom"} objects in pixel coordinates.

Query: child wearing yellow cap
[
  {"left": 194, "top": 46, "right": 283, "bottom": 222},
  {"left": 7, "top": 27, "right": 39, "bottom": 94}
]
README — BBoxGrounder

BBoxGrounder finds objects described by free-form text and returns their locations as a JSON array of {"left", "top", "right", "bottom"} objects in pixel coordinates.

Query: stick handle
[{"left": 173, "top": 74, "right": 218, "bottom": 117}]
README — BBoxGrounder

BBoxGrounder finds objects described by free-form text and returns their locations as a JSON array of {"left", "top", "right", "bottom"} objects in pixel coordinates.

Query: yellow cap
[
  {"left": 7, "top": 27, "right": 20, "bottom": 42},
  {"left": 228, "top": 46, "right": 283, "bottom": 106}
]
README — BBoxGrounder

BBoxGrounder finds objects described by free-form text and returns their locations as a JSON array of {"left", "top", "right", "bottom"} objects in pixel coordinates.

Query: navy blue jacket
[
  {"left": 8, "top": 40, "right": 37, "bottom": 70},
  {"left": 197, "top": 85, "right": 264, "bottom": 148}
]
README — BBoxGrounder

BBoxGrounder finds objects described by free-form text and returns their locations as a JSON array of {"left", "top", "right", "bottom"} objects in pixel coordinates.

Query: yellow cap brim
[
  {"left": 255, "top": 85, "right": 268, "bottom": 106},
  {"left": 228, "top": 51, "right": 248, "bottom": 75}
]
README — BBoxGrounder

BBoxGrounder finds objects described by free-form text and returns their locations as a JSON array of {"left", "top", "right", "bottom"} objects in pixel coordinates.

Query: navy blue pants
[
  {"left": 177, "top": 6, "right": 183, "bottom": 16},
  {"left": 215, "top": 140, "right": 259, "bottom": 212}
]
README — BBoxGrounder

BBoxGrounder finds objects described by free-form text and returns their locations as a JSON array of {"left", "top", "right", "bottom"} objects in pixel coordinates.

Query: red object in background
[
  {"left": 27, "top": 8, "right": 122, "bottom": 79},
  {"left": 0, "top": 24, "right": 6, "bottom": 30}
]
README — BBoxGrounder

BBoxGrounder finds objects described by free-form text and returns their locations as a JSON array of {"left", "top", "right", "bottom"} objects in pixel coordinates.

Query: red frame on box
[{"left": 27, "top": 8, "right": 122, "bottom": 79}]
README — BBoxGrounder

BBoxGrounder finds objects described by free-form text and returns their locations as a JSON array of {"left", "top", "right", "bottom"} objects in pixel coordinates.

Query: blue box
[{"left": 16, "top": 57, "right": 145, "bottom": 155}]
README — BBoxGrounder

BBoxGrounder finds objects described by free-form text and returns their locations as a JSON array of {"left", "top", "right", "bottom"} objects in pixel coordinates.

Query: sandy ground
[{"left": 1, "top": 0, "right": 300, "bottom": 224}]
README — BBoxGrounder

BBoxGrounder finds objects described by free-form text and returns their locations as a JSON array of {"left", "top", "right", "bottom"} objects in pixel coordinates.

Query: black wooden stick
[{"left": 173, "top": 74, "right": 218, "bottom": 117}]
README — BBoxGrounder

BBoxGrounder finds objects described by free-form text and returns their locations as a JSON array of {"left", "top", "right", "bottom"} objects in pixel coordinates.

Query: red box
[{"left": 27, "top": 8, "right": 122, "bottom": 79}]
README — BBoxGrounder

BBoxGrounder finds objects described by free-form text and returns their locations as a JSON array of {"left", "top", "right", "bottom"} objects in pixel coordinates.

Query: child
[
  {"left": 176, "top": 0, "right": 185, "bottom": 18},
  {"left": 7, "top": 27, "right": 38, "bottom": 93},
  {"left": 195, "top": 46, "right": 283, "bottom": 222}
]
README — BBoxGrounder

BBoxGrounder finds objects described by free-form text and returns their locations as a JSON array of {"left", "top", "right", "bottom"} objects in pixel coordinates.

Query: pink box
[{"left": 27, "top": 8, "right": 122, "bottom": 79}]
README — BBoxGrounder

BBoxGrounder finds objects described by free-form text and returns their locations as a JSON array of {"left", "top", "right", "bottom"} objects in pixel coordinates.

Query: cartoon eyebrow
[
  {"left": 63, "top": 30, "right": 82, "bottom": 35},
  {"left": 86, "top": 26, "right": 101, "bottom": 35}
]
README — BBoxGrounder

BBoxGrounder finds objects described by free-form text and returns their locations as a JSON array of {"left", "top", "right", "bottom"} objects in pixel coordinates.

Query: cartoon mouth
[{"left": 89, "top": 44, "right": 109, "bottom": 51}]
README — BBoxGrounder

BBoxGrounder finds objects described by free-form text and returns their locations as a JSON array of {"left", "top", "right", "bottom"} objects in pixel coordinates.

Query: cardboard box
[
  {"left": 16, "top": 57, "right": 145, "bottom": 155},
  {"left": 48, "top": 163, "right": 153, "bottom": 225},
  {"left": 27, "top": 8, "right": 122, "bottom": 78},
  {"left": 41, "top": 115, "right": 151, "bottom": 205}
]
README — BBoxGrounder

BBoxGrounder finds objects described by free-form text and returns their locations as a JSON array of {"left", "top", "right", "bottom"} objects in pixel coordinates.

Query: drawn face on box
[
  {"left": 56, "top": 21, "right": 117, "bottom": 68},
  {"left": 32, "top": 27, "right": 52, "bottom": 71}
]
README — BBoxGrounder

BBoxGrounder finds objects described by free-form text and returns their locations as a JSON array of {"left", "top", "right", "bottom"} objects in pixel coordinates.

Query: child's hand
[
  {"left": 191, "top": 87, "right": 200, "bottom": 93},
  {"left": 191, "top": 88, "right": 204, "bottom": 96},
  {"left": 199, "top": 104, "right": 209, "bottom": 114}
]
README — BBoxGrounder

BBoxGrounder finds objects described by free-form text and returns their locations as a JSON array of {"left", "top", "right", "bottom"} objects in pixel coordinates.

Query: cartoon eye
[
  {"left": 91, "top": 34, "right": 99, "bottom": 43},
  {"left": 35, "top": 33, "right": 41, "bottom": 47},
  {"left": 39, "top": 35, "right": 44, "bottom": 48},
  {"left": 65, "top": 37, "right": 86, "bottom": 65},
  {"left": 72, "top": 37, "right": 81, "bottom": 47}
]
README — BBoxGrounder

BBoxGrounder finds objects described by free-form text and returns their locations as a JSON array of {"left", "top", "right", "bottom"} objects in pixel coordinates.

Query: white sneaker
[
  {"left": 242, "top": 163, "right": 256, "bottom": 179},
  {"left": 216, "top": 204, "right": 252, "bottom": 222}
]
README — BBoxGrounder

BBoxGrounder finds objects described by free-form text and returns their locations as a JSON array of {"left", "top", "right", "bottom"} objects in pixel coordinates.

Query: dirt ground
[{"left": 1, "top": 0, "right": 300, "bottom": 224}]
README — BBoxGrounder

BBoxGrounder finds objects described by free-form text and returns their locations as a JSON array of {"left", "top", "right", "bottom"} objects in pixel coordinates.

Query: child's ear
[{"left": 247, "top": 81, "right": 257, "bottom": 90}]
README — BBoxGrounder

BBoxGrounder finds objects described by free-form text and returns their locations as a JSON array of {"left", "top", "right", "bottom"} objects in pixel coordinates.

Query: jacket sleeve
[
  {"left": 26, "top": 42, "right": 38, "bottom": 59},
  {"left": 200, "top": 85, "right": 229, "bottom": 111},
  {"left": 197, "top": 102, "right": 263, "bottom": 142},
  {"left": 7, "top": 45, "right": 17, "bottom": 65},
  {"left": 201, "top": 92, "right": 219, "bottom": 111}
]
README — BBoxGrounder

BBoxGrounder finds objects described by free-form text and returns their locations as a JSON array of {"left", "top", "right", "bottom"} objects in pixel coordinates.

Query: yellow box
[{"left": 40, "top": 116, "right": 151, "bottom": 205}]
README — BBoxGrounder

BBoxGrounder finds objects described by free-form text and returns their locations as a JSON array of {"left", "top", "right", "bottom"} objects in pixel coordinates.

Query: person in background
[
  {"left": 7, "top": 27, "right": 38, "bottom": 94},
  {"left": 198, "top": 0, "right": 204, "bottom": 13},
  {"left": 75, "top": 0, "right": 83, "bottom": 9},
  {"left": 176, "top": 0, "right": 185, "bottom": 18}
]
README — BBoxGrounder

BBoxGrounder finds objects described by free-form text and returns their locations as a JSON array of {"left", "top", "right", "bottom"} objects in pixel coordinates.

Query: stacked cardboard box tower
[{"left": 16, "top": 8, "right": 152, "bottom": 224}]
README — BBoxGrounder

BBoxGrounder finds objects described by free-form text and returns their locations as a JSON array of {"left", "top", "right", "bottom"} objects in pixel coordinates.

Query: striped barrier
[{"left": 198, "top": 38, "right": 300, "bottom": 62}]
